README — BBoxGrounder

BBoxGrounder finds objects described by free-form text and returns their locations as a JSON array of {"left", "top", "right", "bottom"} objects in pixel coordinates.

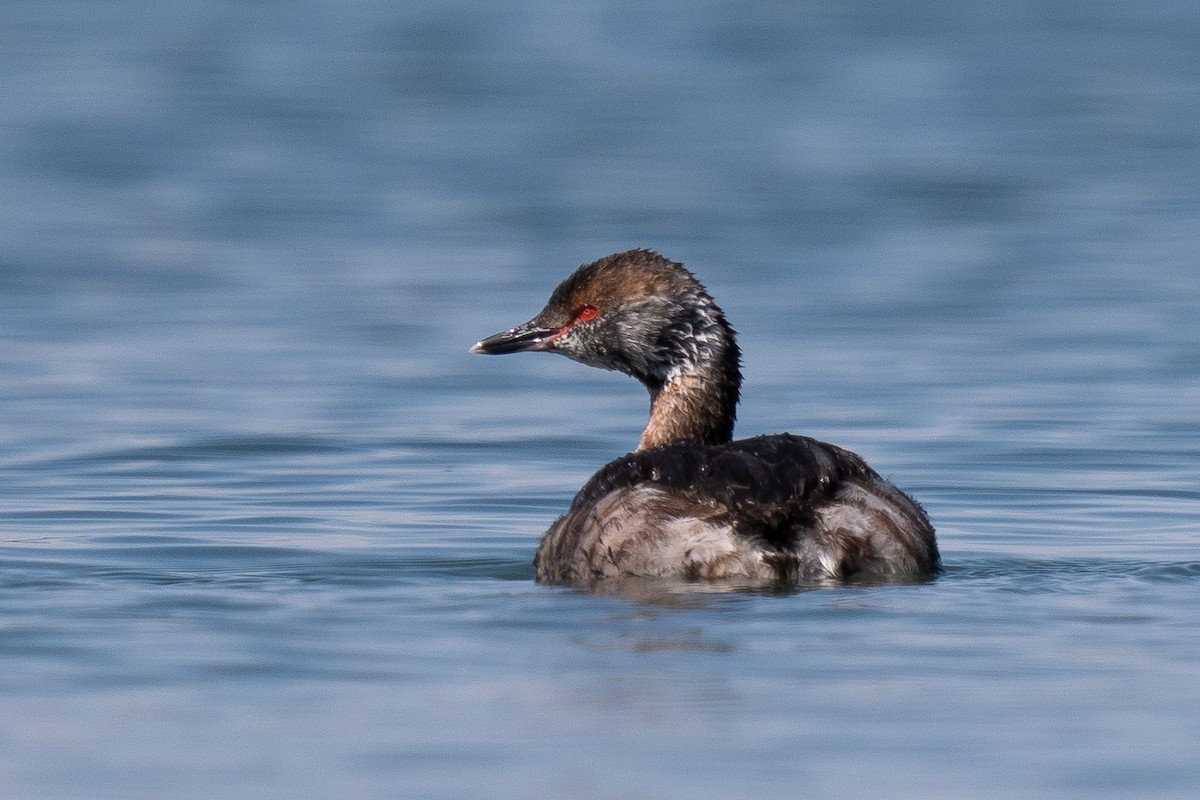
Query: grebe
[{"left": 471, "top": 249, "right": 938, "bottom": 586}]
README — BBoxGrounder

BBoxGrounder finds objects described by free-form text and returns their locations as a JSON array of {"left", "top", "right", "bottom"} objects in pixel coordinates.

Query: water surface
[{"left": 2, "top": 1, "right": 1199, "bottom": 798}]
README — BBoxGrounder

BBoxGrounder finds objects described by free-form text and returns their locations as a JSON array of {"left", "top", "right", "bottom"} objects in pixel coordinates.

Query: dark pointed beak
[{"left": 470, "top": 321, "right": 559, "bottom": 355}]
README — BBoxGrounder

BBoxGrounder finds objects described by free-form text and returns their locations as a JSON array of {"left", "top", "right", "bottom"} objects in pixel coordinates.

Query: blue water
[{"left": 3, "top": 1, "right": 1199, "bottom": 797}]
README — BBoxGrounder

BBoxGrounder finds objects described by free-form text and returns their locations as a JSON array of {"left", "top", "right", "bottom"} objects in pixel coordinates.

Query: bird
[{"left": 471, "top": 249, "right": 938, "bottom": 586}]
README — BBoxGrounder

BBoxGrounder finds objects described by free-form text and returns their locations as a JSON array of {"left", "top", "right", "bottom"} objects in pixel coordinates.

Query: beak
[{"left": 470, "top": 321, "right": 559, "bottom": 355}]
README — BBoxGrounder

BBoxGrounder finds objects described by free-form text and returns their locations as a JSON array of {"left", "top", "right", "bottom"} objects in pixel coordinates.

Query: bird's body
[{"left": 472, "top": 250, "right": 938, "bottom": 586}]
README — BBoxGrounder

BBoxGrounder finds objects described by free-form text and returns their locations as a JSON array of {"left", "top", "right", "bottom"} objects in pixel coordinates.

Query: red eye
[{"left": 575, "top": 304, "right": 599, "bottom": 322}]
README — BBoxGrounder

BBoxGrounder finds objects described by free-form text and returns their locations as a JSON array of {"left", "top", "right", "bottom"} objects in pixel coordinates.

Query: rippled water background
[{"left": 3, "top": 2, "right": 1199, "bottom": 797}]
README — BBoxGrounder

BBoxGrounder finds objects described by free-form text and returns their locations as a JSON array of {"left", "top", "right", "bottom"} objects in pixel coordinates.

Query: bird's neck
[{"left": 637, "top": 345, "right": 741, "bottom": 451}]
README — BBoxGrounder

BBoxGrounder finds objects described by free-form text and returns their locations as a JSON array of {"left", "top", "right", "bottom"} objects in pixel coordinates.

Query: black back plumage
[{"left": 566, "top": 433, "right": 876, "bottom": 548}]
